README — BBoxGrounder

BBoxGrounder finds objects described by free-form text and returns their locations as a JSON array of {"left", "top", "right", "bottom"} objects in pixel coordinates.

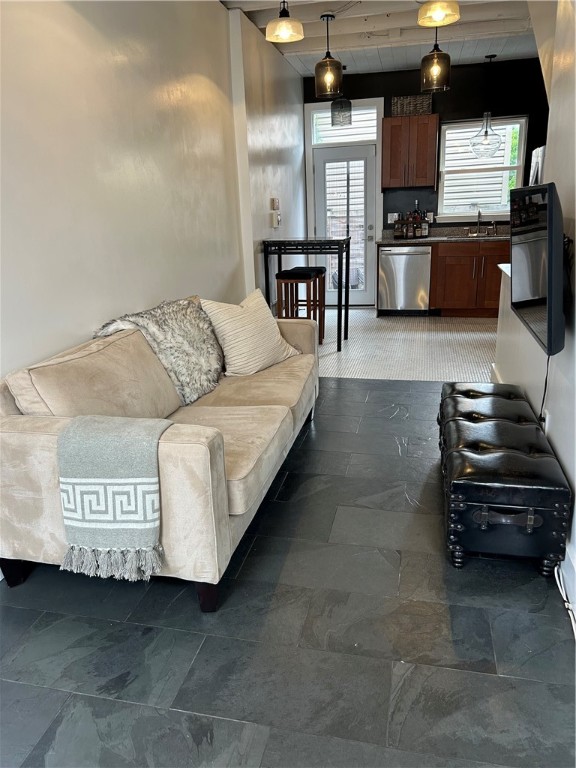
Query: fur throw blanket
[{"left": 95, "top": 297, "right": 223, "bottom": 405}]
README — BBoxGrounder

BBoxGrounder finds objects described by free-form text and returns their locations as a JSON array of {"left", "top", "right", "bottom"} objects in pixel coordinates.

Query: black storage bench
[{"left": 438, "top": 382, "right": 573, "bottom": 575}]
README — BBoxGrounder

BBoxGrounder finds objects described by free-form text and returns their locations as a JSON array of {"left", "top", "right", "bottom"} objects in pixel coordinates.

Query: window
[
  {"left": 438, "top": 116, "right": 528, "bottom": 219},
  {"left": 311, "top": 106, "right": 378, "bottom": 146}
]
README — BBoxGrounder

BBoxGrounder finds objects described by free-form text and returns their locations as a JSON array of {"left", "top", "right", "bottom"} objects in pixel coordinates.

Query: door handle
[
  {"left": 472, "top": 258, "right": 477, "bottom": 280},
  {"left": 481, "top": 256, "right": 485, "bottom": 278}
]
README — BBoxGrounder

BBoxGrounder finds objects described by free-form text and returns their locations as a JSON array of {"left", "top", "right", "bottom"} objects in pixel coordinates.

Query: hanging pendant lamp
[
  {"left": 265, "top": 0, "right": 304, "bottom": 43},
  {"left": 421, "top": 27, "right": 450, "bottom": 92},
  {"left": 417, "top": 1, "right": 460, "bottom": 27},
  {"left": 331, "top": 96, "right": 352, "bottom": 126},
  {"left": 470, "top": 112, "right": 502, "bottom": 158},
  {"left": 315, "top": 14, "right": 343, "bottom": 100},
  {"left": 469, "top": 57, "right": 502, "bottom": 158}
]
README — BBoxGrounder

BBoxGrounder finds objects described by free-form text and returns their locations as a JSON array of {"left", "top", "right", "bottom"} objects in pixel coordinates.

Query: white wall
[
  {"left": 1, "top": 1, "right": 243, "bottom": 375},
  {"left": 495, "top": 0, "right": 575, "bottom": 598},
  {"left": 235, "top": 12, "right": 307, "bottom": 295}
]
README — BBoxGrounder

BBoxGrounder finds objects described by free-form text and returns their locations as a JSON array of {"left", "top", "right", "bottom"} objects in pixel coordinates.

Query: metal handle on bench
[{"left": 472, "top": 506, "right": 542, "bottom": 533}]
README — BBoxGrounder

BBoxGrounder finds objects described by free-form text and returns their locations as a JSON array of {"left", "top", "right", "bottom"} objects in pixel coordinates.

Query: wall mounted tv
[{"left": 510, "top": 182, "right": 565, "bottom": 356}]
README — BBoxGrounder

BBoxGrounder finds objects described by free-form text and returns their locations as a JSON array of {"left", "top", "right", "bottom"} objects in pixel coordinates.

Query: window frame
[{"left": 436, "top": 115, "right": 528, "bottom": 223}]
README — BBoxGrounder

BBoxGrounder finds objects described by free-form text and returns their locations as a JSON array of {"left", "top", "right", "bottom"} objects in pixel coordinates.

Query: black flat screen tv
[{"left": 510, "top": 182, "right": 565, "bottom": 355}]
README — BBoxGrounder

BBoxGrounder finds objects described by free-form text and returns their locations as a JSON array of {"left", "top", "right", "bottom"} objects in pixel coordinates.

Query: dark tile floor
[{"left": 1, "top": 377, "right": 574, "bottom": 768}]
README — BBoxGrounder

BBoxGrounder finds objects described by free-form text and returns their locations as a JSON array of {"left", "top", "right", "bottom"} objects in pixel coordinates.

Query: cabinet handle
[
  {"left": 481, "top": 256, "right": 485, "bottom": 278},
  {"left": 472, "top": 258, "right": 477, "bottom": 280}
]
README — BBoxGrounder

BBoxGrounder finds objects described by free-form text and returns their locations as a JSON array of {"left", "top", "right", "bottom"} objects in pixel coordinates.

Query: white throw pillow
[{"left": 201, "top": 289, "right": 300, "bottom": 376}]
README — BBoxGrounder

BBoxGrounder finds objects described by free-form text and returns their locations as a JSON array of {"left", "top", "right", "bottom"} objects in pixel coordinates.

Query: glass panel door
[{"left": 314, "top": 145, "right": 376, "bottom": 305}]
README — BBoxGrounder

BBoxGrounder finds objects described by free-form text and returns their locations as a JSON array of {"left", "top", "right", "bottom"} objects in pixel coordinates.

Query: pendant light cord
[{"left": 325, "top": 14, "right": 331, "bottom": 54}]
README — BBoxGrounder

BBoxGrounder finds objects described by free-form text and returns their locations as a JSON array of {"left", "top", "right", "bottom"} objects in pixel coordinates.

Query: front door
[{"left": 314, "top": 145, "right": 376, "bottom": 306}]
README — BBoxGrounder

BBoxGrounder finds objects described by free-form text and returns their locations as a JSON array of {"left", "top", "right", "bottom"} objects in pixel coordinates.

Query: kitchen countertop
[
  {"left": 377, "top": 236, "right": 510, "bottom": 244},
  {"left": 377, "top": 224, "right": 510, "bottom": 245}
]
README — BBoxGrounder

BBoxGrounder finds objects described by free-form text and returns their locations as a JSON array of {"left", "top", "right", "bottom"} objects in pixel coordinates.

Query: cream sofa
[{"left": 0, "top": 318, "right": 318, "bottom": 610}]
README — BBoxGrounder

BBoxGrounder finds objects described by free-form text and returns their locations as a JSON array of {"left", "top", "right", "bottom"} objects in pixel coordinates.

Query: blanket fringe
[{"left": 60, "top": 544, "right": 163, "bottom": 581}]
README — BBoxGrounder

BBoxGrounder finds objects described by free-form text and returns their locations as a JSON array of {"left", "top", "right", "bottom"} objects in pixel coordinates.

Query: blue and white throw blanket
[{"left": 58, "top": 416, "right": 172, "bottom": 581}]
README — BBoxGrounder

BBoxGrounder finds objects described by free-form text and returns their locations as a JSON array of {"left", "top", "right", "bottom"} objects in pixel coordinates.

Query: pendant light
[
  {"left": 315, "top": 14, "right": 343, "bottom": 100},
  {"left": 469, "top": 56, "right": 502, "bottom": 158},
  {"left": 265, "top": 1, "right": 304, "bottom": 43},
  {"left": 331, "top": 96, "right": 352, "bottom": 126},
  {"left": 421, "top": 27, "right": 450, "bottom": 92},
  {"left": 417, "top": 1, "right": 460, "bottom": 27},
  {"left": 470, "top": 112, "right": 502, "bottom": 158}
]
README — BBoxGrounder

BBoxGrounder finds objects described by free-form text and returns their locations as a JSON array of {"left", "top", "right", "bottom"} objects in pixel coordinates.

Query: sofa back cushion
[{"left": 5, "top": 330, "right": 181, "bottom": 418}]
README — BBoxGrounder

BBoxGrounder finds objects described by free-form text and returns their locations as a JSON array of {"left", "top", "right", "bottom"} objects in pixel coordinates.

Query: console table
[{"left": 263, "top": 237, "right": 351, "bottom": 352}]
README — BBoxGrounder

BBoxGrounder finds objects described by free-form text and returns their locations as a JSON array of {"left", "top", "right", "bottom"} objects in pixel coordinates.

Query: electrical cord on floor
[
  {"left": 538, "top": 354, "right": 551, "bottom": 423},
  {"left": 555, "top": 565, "right": 576, "bottom": 638}
]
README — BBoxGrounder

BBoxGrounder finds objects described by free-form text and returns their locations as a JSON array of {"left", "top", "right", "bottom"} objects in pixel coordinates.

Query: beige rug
[{"left": 319, "top": 308, "right": 497, "bottom": 381}]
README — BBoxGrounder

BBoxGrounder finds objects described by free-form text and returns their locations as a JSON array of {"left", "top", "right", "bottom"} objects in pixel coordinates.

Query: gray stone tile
[
  {"left": 347, "top": 453, "right": 441, "bottom": 483},
  {"left": 489, "top": 608, "right": 575, "bottom": 684},
  {"left": 308, "top": 414, "right": 362, "bottom": 434},
  {"left": 250, "top": 499, "right": 337, "bottom": 542},
  {"left": 261, "top": 728, "right": 504, "bottom": 768},
  {"left": 128, "top": 578, "right": 312, "bottom": 646},
  {"left": 282, "top": 448, "right": 350, "bottom": 476},
  {"left": 1, "top": 612, "right": 204, "bottom": 707},
  {"left": 0, "top": 604, "right": 43, "bottom": 658},
  {"left": 300, "top": 590, "right": 496, "bottom": 672},
  {"left": 276, "top": 473, "right": 409, "bottom": 512},
  {"left": 172, "top": 635, "right": 393, "bottom": 746},
  {"left": 329, "top": 506, "right": 445, "bottom": 554},
  {"left": 399, "top": 552, "right": 568, "bottom": 617},
  {"left": 404, "top": 480, "right": 444, "bottom": 514},
  {"left": 0, "top": 564, "right": 149, "bottom": 622},
  {"left": 387, "top": 661, "right": 575, "bottom": 767},
  {"left": 222, "top": 533, "right": 255, "bottom": 578},
  {"left": 0, "top": 680, "right": 70, "bottom": 768},
  {"left": 300, "top": 429, "right": 408, "bottom": 457},
  {"left": 317, "top": 388, "right": 370, "bottom": 404},
  {"left": 21, "top": 693, "right": 269, "bottom": 768},
  {"left": 237, "top": 536, "right": 401, "bottom": 596},
  {"left": 358, "top": 416, "right": 439, "bottom": 437}
]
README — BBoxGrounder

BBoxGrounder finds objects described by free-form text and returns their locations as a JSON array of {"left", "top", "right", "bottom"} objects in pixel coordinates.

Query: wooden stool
[
  {"left": 276, "top": 269, "right": 323, "bottom": 343},
  {"left": 289, "top": 266, "right": 326, "bottom": 343}
]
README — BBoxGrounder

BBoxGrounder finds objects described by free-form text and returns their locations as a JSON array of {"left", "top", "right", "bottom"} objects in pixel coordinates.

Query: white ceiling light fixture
[
  {"left": 418, "top": 1, "right": 460, "bottom": 27},
  {"left": 265, "top": 0, "right": 304, "bottom": 43}
]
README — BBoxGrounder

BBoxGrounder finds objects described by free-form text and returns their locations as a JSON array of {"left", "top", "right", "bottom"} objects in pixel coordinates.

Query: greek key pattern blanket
[{"left": 58, "top": 415, "right": 172, "bottom": 581}]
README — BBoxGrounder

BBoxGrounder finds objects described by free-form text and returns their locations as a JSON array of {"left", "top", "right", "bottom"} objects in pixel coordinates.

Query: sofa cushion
[
  {"left": 5, "top": 330, "right": 181, "bottom": 418},
  {"left": 94, "top": 296, "right": 223, "bottom": 405},
  {"left": 190, "top": 354, "right": 318, "bottom": 427},
  {"left": 201, "top": 289, "right": 299, "bottom": 376},
  {"left": 168, "top": 405, "right": 293, "bottom": 516}
]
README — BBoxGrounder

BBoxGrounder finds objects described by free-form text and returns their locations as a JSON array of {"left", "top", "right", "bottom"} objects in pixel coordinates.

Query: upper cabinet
[{"left": 381, "top": 114, "right": 439, "bottom": 189}]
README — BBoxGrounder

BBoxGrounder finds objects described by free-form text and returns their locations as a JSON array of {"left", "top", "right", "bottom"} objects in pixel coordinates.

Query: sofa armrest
[
  {"left": 277, "top": 319, "right": 318, "bottom": 357},
  {"left": 0, "top": 416, "right": 231, "bottom": 583}
]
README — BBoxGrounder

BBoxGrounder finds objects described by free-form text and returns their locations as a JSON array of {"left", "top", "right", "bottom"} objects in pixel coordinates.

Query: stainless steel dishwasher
[{"left": 377, "top": 244, "right": 432, "bottom": 314}]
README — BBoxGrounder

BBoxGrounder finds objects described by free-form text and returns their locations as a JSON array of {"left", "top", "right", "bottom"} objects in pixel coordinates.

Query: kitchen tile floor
[
  {"left": 319, "top": 309, "right": 498, "bottom": 381},
  {"left": 1, "top": 378, "right": 574, "bottom": 768}
]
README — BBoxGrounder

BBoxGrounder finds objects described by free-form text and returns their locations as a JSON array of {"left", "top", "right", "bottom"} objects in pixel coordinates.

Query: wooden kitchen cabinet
[
  {"left": 430, "top": 240, "right": 510, "bottom": 316},
  {"left": 381, "top": 114, "right": 439, "bottom": 189}
]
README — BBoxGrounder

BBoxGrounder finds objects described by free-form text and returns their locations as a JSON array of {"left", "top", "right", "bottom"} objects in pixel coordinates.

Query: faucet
[{"left": 476, "top": 209, "right": 482, "bottom": 235}]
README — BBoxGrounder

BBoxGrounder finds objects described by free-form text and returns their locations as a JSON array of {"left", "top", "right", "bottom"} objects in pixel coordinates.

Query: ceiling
[{"left": 221, "top": 0, "right": 538, "bottom": 76}]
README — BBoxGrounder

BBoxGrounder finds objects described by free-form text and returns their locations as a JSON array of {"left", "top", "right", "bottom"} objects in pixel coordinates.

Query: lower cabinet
[{"left": 430, "top": 240, "right": 510, "bottom": 316}]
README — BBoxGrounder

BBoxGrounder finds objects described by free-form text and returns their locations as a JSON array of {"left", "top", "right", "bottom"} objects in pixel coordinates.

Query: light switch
[
  {"left": 271, "top": 211, "right": 282, "bottom": 228},
  {"left": 271, "top": 197, "right": 280, "bottom": 211}
]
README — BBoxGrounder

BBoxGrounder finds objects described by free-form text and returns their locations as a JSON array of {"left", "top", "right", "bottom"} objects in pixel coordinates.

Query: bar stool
[
  {"left": 275, "top": 268, "right": 324, "bottom": 344},
  {"left": 289, "top": 266, "right": 326, "bottom": 343}
]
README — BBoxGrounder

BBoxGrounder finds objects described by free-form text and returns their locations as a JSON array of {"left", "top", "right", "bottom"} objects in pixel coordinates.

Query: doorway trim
[{"left": 304, "top": 97, "right": 384, "bottom": 292}]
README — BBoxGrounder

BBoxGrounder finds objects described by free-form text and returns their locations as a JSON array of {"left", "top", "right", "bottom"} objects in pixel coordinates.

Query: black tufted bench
[{"left": 438, "top": 382, "right": 573, "bottom": 576}]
